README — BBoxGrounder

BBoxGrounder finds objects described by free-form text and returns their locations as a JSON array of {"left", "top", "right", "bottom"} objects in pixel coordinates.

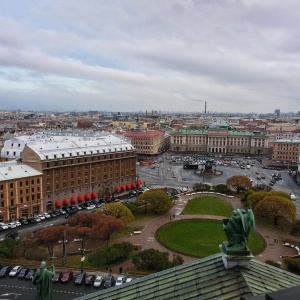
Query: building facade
[
  {"left": 116, "top": 130, "right": 170, "bottom": 156},
  {"left": 170, "top": 128, "right": 274, "bottom": 156},
  {"left": 272, "top": 139, "right": 300, "bottom": 163},
  {"left": 0, "top": 161, "right": 43, "bottom": 222},
  {"left": 20, "top": 134, "right": 137, "bottom": 212}
]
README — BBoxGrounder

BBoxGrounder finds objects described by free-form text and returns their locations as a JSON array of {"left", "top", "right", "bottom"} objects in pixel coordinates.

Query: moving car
[
  {"left": 85, "top": 274, "right": 96, "bottom": 286},
  {"left": 52, "top": 271, "right": 63, "bottom": 283},
  {"left": 75, "top": 272, "right": 86, "bottom": 285},
  {"left": 104, "top": 275, "right": 115, "bottom": 288},
  {"left": 9, "top": 265, "right": 22, "bottom": 277},
  {"left": 93, "top": 275, "right": 103, "bottom": 288},
  {"left": 61, "top": 271, "right": 73, "bottom": 283},
  {"left": 18, "top": 268, "right": 30, "bottom": 279}
]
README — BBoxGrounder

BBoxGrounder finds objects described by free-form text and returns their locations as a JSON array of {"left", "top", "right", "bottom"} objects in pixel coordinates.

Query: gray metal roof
[{"left": 74, "top": 253, "right": 300, "bottom": 300}]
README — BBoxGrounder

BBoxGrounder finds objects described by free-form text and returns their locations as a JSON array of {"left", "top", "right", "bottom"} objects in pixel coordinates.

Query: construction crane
[{"left": 190, "top": 99, "right": 207, "bottom": 114}]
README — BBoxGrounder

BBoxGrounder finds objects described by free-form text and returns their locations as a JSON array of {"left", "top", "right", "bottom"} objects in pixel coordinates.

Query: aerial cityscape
[{"left": 1, "top": 1, "right": 300, "bottom": 299}]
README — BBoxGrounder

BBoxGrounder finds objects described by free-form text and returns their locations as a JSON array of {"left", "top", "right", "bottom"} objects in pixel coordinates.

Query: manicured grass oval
[
  {"left": 156, "top": 219, "right": 265, "bottom": 257},
  {"left": 181, "top": 196, "right": 232, "bottom": 217}
]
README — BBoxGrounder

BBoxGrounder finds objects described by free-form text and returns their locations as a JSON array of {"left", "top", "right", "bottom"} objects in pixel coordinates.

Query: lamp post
[{"left": 136, "top": 174, "right": 139, "bottom": 190}]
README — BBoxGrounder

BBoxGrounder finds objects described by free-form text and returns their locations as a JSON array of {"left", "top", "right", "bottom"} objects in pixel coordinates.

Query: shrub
[
  {"left": 283, "top": 257, "right": 300, "bottom": 274},
  {"left": 265, "top": 260, "right": 281, "bottom": 268},
  {"left": 88, "top": 242, "right": 134, "bottom": 267},
  {"left": 212, "top": 184, "right": 234, "bottom": 195}
]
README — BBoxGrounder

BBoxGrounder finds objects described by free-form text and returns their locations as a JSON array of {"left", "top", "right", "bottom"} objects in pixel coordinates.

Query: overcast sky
[{"left": 1, "top": 0, "right": 299, "bottom": 113}]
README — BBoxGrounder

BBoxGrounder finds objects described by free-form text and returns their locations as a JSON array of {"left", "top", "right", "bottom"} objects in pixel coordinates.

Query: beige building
[
  {"left": 170, "top": 128, "right": 273, "bottom": 156},
  {"left": 272, "top": 139, "right": 300, "bottom": 163},
  {"left": 116, "top": 130, "right": 169, "bottom": 156},
  {"left": 20, "top": 134, "right": 137, "bottom": 212},
  {"left": 0, "top": 161, "right": 43, "bottom": 222}
]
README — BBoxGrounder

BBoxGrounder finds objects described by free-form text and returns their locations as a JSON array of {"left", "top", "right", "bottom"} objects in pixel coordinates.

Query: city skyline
[{"left": 1, "top": 1, "right": 300, "bottom": 113}]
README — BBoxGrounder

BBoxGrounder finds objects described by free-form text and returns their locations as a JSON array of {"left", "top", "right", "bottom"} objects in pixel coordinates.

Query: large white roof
[
  {"left": 1, "top": 132, "right": 134, "bottom": 160},
  {"left": 0, "top": 161, "right": 42, "bottom": 181},
  {"left": 26, "top": 135, "right": 134, "bottom": 160}
]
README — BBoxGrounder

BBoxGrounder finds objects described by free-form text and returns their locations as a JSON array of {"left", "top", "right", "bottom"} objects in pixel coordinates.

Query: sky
[{"left": 0, "top": 0, "right": 300, "bottom": 113}]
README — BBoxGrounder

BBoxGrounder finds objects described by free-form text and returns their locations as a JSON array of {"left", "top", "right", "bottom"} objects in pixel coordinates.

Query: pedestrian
[
  {"left": 173, "top": 214, "right": 175, "bottom": 219},
  {"left": 109, "top": 268, "right": 112, "bottom": 274},
  {"left": 119, "top": 266, "right": 123, "bottom": 274},
  {"left": 274, "top": 237, "right": 277, "bottom": 243},
  {"left": 170, "top": 215, "right": 172, "bottom": 220},
  {"left": 106, "top": 267, "right": 109, "bottom": 273}
]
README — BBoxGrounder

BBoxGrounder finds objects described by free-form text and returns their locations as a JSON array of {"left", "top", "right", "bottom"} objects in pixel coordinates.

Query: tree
[
  {"left": 68, "top": 212, "right": 99, "bottom": 228},
  {"left": 36, "top": 226, "right": 72, "bottom": 256},
  {"left": 226, "top": 176, "right": 252, "bottom": 194},
  {"left": 254, "top": 196, "right": 296, "bottom": 225},
  {"left": 93, "top": 215, "right": 125, "bottom": 245},
  {"left": 253, "top": 184, "right": 273, "bottom": 192},
  {"left": 135, "top": 189, "right": 172, "bottom": 214},
  {"left": 247, "top": 191, "right": 292, "bottom": 208},
  {"left": 132, "top": 249, "right": 183, "bottom": 272},
  {"left": 96, "top": 203, "right": 134, "bottom": 224},
  {"left": 74, "top": 227, "right": 95, "bottom": 251}
]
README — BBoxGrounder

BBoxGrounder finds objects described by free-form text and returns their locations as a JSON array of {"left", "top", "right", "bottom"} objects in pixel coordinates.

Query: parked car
[
  {"left": 85, "top": 274, "right": 96, "bottom": 286},
  {"left": 115, "top": 276, "right": 125, "bottom": 286},
  {"left": 86, "top": 204, "right": 96, "bottom": 210},
  {"left": 20, "top": 219, "right": 29, "bottom": 225},
  {"left": 0, "top": 266, "right": 12, "bottom": 277},
  {"left": 15, "top": 221, "right": 21, "bottom": 227},
  {"left": 9, "top": 265, "right": 22, "bottom": 277},
  {"left": 93, "top": 275, "right": 103, "bottom": 288},
  {"left": 7, "top": 222, "right": 17, "bottom": 229},
  {"left": 52, "top": 271, "right": 63, "bottom": 283},
  {"left": 65, "top": 209, "right": 78, "bottom": 218},
  {"left": 0, "top": 223, "right": 8, "bottom": 230},
  {"left": 61, "top": 271, "right": 73, "bottom": 283},
  {"left": 125, "top": 277, "right": 133, "bottom": 283},
  {"left": 18, "top": 268, "right": 30, "bottom": 279},
  {"left": 43, "top": 213, "right": 51, "bottom": 219},
  {"left": 25, "top": 269, "right": 36, "bottom": 280},
  {"left": 75, "top": 272, "right": 86, "bottom": 285},
  {"left": 104, "top": 275, "right": 115, "bottom": 288}
]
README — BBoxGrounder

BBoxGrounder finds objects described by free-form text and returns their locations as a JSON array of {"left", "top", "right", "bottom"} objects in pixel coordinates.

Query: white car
[
  {"left": 93, "top": 275, "right": 103, "bottom": 287},
  {"left": 0, "top": 223, "right": 8, "bottom": 230},
  {"left": 9, "top": 266, "right": 22, "bottom": 277},
  {"left": 87, "top": 204, "right": 96, "bottom": 210},
  {"left": 125, "top": 277, "right": 133, "bottom": 283},
  {"left": 7, "top": 222, "right": 17, "bottom": 229},
  {"left": 116, "top": 276, "right": 125, "bottom": 286},
  {"left": 15, "top": 221, "right": 21, "bottom": 227},
  {"left": 43, "top": 213, "right": 51, "bottom": 219},
  {"left": 38, "top": 215, "right": 46, "bottom": 220}
]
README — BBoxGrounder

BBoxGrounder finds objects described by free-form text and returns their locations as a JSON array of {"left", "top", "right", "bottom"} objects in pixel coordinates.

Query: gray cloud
[{"left": 0, "top": 0, "right": 300, "bottom": 113}]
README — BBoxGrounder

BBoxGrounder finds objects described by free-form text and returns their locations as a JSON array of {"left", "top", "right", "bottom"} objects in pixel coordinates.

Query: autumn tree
[
  {"left": 68, "top": 212, "right": 99, "bottom": 228},
  {"left": 74, "top": 227, "right": 95, "bottom": 251},
  {"left": 135, "top": 189, "right": 172, "bottom": 214},
  {"left": 36, "top": 226, "right": 73, "bottom": 256},
  {"left": 247, "top": 191, "right": 291, "bottom": 208},
  {"left": 96, "top": 203, "right": 134, "bottom": 224},
  {"left": 254, "top": 196, "right": 296, "bottom": 225},
  {"left": 93, "top": 215, "right": 124, "bottom": 245},
  {"left": 226, "top": 176, "right": 252, "bottom": 194}
]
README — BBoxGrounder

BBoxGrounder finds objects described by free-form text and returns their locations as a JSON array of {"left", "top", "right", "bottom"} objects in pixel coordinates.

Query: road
[
  {"left": 138, "top": 155, "right": 300, "bottom": 218},
  {"left": 0, "top": 275, "right": 105, "bottom": 300}
]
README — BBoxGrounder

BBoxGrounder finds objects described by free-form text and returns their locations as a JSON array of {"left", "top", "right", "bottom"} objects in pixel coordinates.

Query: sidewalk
[{"left": 116, "top": 194, "right": 300, "bottom": 271}]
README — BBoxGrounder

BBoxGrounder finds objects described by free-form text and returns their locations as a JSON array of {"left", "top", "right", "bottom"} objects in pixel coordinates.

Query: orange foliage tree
[
  {"left": 226, "top": 176, "right": 252, "bottom": 194},
  {"left": 254, "top": 196, "right": 296, "bottom": 225}
]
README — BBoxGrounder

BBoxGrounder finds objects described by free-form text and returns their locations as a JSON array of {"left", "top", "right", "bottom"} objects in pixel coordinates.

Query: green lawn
[
  {"left": 156, "top": 219, "right": 265, "bottom": 257},
  {"left": 181, "top": 196, "right": 233, "bottom": 217}
]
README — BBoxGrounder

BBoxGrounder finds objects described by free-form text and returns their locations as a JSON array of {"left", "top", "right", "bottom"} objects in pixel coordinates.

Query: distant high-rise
[{"left": 275, "top": 109, "right": 280, "bottom": 116}]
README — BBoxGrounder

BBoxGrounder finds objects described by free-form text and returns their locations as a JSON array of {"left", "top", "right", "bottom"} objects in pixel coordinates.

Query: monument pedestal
[{"left": 220, "top": 242, "right": 254, "bottom": 269}]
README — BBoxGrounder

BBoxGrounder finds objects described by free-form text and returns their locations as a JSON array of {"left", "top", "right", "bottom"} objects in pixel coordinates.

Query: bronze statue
[
  {"left": 223, "top": 208, "right": 256, "bottom": 250},
  {"left": 32, "top": 261, "right": 55, "bottom": 300}
]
